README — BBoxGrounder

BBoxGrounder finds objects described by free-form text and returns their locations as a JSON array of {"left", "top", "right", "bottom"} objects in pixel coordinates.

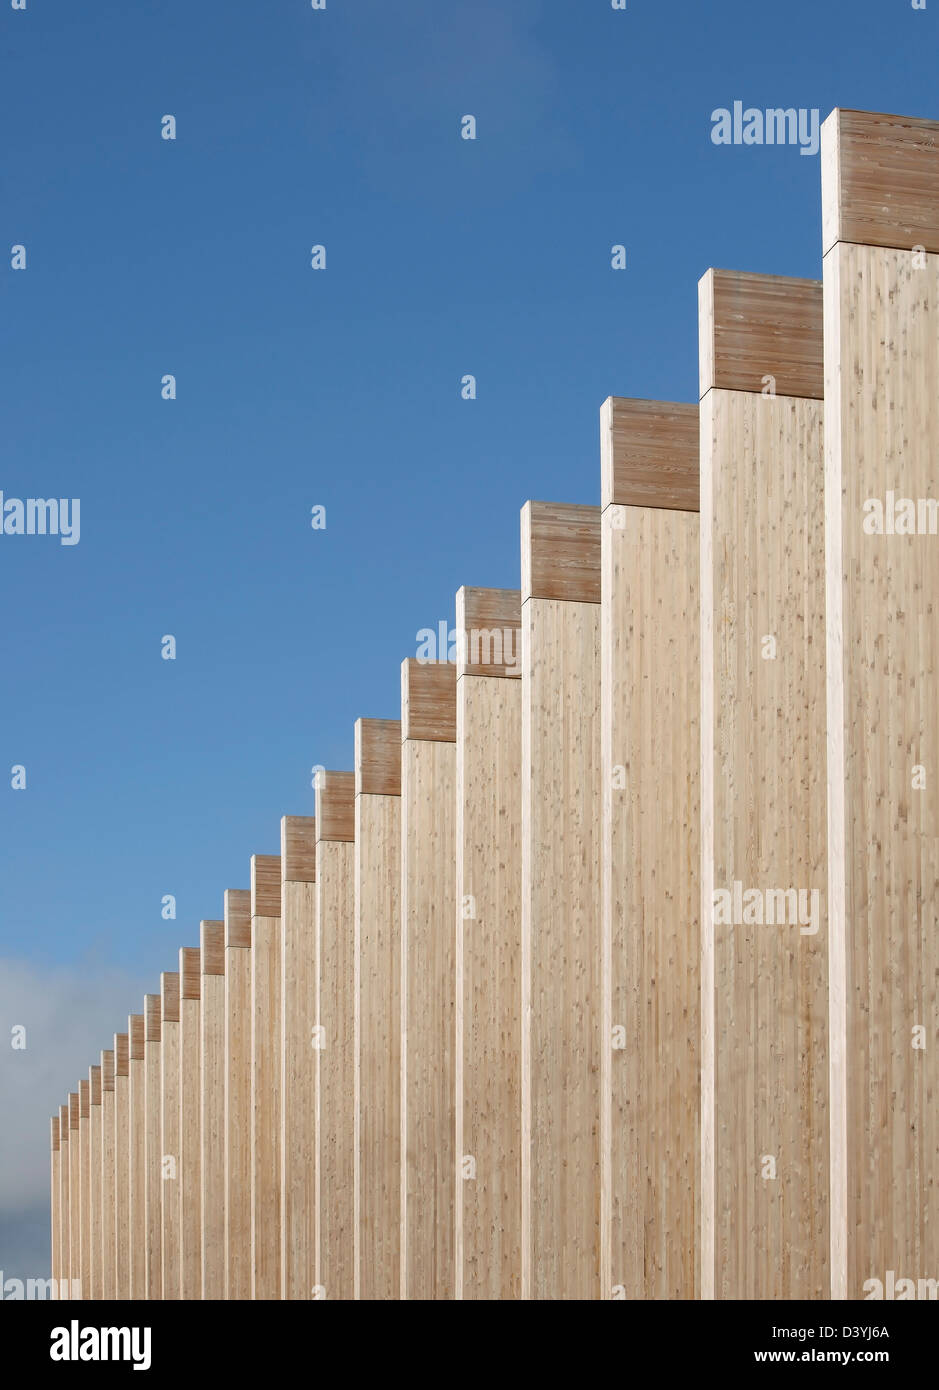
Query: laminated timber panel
[
  {"left": 599, "top": 398, "right": 700, "bottom": 1301},
  {"left": 315, "top": 772, "right": 356, "bottom": 1301},
  {"left": 822, "top": 107, "right": 939, "bottom": 1300},
  {"left": 114, "top": 1032, "right": 130, "bottom": 1300},
  {"left": 79, "top": 1079, "right": 91, "bottom": 1300},
  {"left": 50, "top": 1118, "right": 59, "bottom": 1296},
  {"left": 520, "top": 501, "right": 602, "bottom": 1300},
  {"left": 68, "top": 1092, "right": 80, "bottom": 1296},
  {"left": 128, "top": 1015, "right": 146, "bottom": 1299},
  {"left": 699, "top": 269, "right": 828, "bottom": 1300},
  {"left": 179, "top": 946, "right": 202, "bottom": 1299},
  {"left": 58, "top": 1104, "right": 70, "bottom": 1298},
  {"left": 88, "top": 1068, "right": 101, "bottom": 1299},
  {"left": 144, "top": 995, "right": 162, "bottom": 1299},
  {"left": 100, "top": 1050, "right": 116, "bottom": 1300},
  {"left": 200, "top": 921, "right": 226, "bottom": 1300},
  {"left": 281, "top": 818, "right": 318, "bottom": 1301},
  {"left": 354, "top": 722, "right": 401, "bottom": 1302},
  {"left": 454, "top": 588, "right": 522, "bottom": 1301},
  {"left": 251, "top": 856, "right": 283, "bottom": 1300},
  {"left": 161, "top": 972, "right": 181, "bottom": 1300},
  {"left": 224, "top": 889, "right": 252, "bottom": 1299},
  {"left": 400, "top": 661, "right": 457, "bottom": 1300}
]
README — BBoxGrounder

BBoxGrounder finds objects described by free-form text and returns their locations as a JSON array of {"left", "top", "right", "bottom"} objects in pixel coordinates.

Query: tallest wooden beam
[{"left": 822, "top": 107, "right": 939, "bottom": 1300}]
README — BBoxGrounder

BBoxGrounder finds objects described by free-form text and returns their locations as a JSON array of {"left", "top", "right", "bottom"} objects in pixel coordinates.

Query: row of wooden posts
[{"left": 48, "top": 107, "right": 939, "bottom": 1299}]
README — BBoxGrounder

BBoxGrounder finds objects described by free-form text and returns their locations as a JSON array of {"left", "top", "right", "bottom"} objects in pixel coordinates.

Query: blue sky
[{"left": 1, "top": 0, "right": 936, "bottom": 1278}]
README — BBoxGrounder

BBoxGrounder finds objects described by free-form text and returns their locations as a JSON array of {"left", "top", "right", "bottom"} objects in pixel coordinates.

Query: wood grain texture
[
  {"left": 521, "top": 501, "right": 602, "bottom": 604},
  {"left": 316, "top": 770, "right": 355, "bottom": 842},
  {"left": 143, "top": 996, "right": 162, "bottom": 1300},
  {"left": 79, "top": 1080, "right": 91, "bottom": 1301},
  {"left": 161, "top": 973, "right": 181, "bottom": 1300},
  {"left": 354, "top": 735, "right": 401, "bottom": 1301},
  {"left": 355, "top": 718, "right": 402, "bottom": 796},
  {"left": 700, "top": 386, "right": 829, "bottom": 1299},
  {"left": 698, "top": 270, "right": 824, "bottom": 401},
  {"left": 822, "top": 108, "right": 939, "bottom": 256},
  {"left": 179, "top": 947, "right": 201, "bottom": 1300},
  {"left": 600, "top": 398, "right": 700, "bottom": 512},
  {"left": 200, "top": 921, "right": 226, "bottom": 1300},
  {"left": 281, "top": 819, "right": 317, "bottom": 1300},
  {"left": 521, "top": 579, "right": 602, "bottom": 1299},
  {"left": 51, "top": 1118, "right": 59, "bottom": 1295},
  {"left": 601, "top": 492, "right": 700, "bottom": 1300},
  {"left": 456, "top": 587, "right": 522, "bottom": 679},
  {"left": 456, "top": 655, "right": 522, "bottom": 1299},
  {"left": 401, "top": 660, "right": 457, "bottom": 743},
  {"left": 89, "top": 1068, "right": 101, "bottom": 1300},
  {"left": 224, "top": 890, "right": 252, "bottom": 1300},
  {"left": 823, "top": 233, "right": 939, "bottom": 1298},
  {"left": 315, "top": 824, "right": 356, "bottom": 1300},
  {"left": 401, "top": 685, "right": 457, "bottom": 1299},
  {"left": 58, "top": 1105, "right": 70, "bottom": 1298},
  {"left": 114, "top": 1033, "right": 130, "bottom": 1301},
  {"left": 128, "top": 1016, "right": 145, "bottom": 1300},
  {"left": 68, "top": 1093, "right": 81, "bottom": 1297},
  {"left": 251, "top": 858, "right": 282, "bottom": 1300},
  {"left": 100, "top": 1052, "right": 115, "bottom": 1300}
]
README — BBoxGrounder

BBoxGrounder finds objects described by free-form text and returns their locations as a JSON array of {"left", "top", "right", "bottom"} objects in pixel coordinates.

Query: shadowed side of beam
[
  {"left": 224, "top": 889, "right": 252, "bottom": 1299},
  {"left": 600, "top": 399, "right": 700, "bottom": 512},
  {"left": 316, "top": 773, "right": 356, "bottom": 1300},
  {"left": 698, "top": 268, "right": 823, "bottom": 401},
  {"left": 521, "top": 500, "right": 602, "bottom": 603},
  {"left": 354, "top": 720, "right": 401, "bottom": 1300},
  {"left": 456, "top": 586, "right": 522, "bottom": 680},
  {"left": 401, "top": 659, "right": 457, "bottom": 743},
  {"left": 822, "top": 107, "right": 939, "bottom": 256},
  {"left": 281, "top": 818, "right": 317, "bottom": 1300},
  {"left": 200, "top": 920, "right": 225, "bottom": 1299}
]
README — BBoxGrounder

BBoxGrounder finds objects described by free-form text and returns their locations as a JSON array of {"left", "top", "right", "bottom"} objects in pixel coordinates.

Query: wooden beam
[
  {"left": 100, "top": 1050, "right": 116, "bottom": 1300},
  {"left": 179, "top": 946, "right": 202, "bottom": 1299},
  {"left": 281, "top": 818, "right": 318, "bottom": 1300},
  {"left": 599, "top": 398, "right": 700, "bottom": 1300},
  {"left": 699, "top": 269, "right": 828, "bottom": 1299},
  {"left": 822, "top": 106, "right": 939, "bottom": 1299},
  {"left": 200, "top": 920, "right": 226, "bottom": 1300},
  {"left": 89, "top": 1067, "right": 102, "bottom": 1299},
  {"left": 455, "top": 587, "right": 522, "bottom": 1300},
  {"left": 224, "top": 888, "right": 252, "bottom": 1300},
  {"left": 58, "top": 1104, "right": 70, "bottom": 1298},
  {"left": 401, "top": 659, "right": 456, "bottom": 1299},
  {"left": 354, "top": 721, "right": 401, "bottom": 1300},
  {"left": 144, "top": 993, "right": 163, "bottom": 1300},
  {"left": 79, "top": 1079, "right": 91, "bottom": 1300},
  {"left": 114, "top": 1032, "right": 130, "bottom": 1300},
  {"left": 68, "top": 1092, "right": 80, "bottom": 1297},
  {"left": 50, "top": 1117, "right": 59, "bottom": 1297},
  {"left": 128, "top": 1015, "right": 145, "bottom": 1299},
  {"left": 251, "top": 854, "right": 282, "bottom": 1299},
  {"left": 315, "top": 772, "right": 356, "bottom": 1301},
  {"left": 521, "top": 500, "right": 602, "bottom": 1299},
  {"left": 161, "top": 972, "right": 181, "bottom": 1299}
]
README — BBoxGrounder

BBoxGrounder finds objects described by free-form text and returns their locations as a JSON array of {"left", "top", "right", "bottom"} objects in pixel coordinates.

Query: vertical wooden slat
[
  {"left": 454, "top": 588, "right": 522, "bottom": 1300},
  {"left": 79, "top": 1079, "right": 91, "bottom": 1300},
  {"left": 224, "top": 888, "right": 252, "bottom": 1300},
  {"left": 250, "top": 853, "right": 282, "bottom": 1299},
  {"left": 200, "top": 920, "right": 226, "bottom": 1300},
  {"left": 144, "top": 993, "right": 163, "bottom": 1300},
  {"left": 58, "top": 1104, "right": 70, "bottom": 1298},
  {"left": 114, "top": 1032, "right": 130, "bottom": 1300},
  {"left": 354, "top": 721, "right": 401, "bottom": 1301},
  {"left": 599, "top": 398, "right": 701, "bottom": 1301},
  {"left": 128, "top": 1014, "right": 146, "bottom": 1299},
  {"left": 179, "top": 946, "right": 202, "bottom": 1299},
  {"left": 822, "top": 107, "right": 939, "bottom": 1299},
  {"left": 400, "top": 661, "right": 457, "bottom": 1300},
  {"left": 699, "top": 270, "right": 829, "bottom": 1300},
  {"left": 161, "top": 972, "right": 181, "bottom": 1299},
  {"left": 520, "top": 501, "right": 602, "bottom": 1300},
  {"left": 281, "top": 819, "right": 318, "bottom": 1300},
  {"left": 68, "top": 1092, "right": 80, "bottom": 1297},
  {"left": 315, "top": 770, "right": 356, "bottom": 1301},
  {"left": 89, "top": 1067, "right": 102, "bottom": 1299},
  {"left": 50, "top": 1117, "right": 59, "bottom": 1296},
  {"left": 100, "top": 1050, "right": 116, "bottom": 1300}
]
